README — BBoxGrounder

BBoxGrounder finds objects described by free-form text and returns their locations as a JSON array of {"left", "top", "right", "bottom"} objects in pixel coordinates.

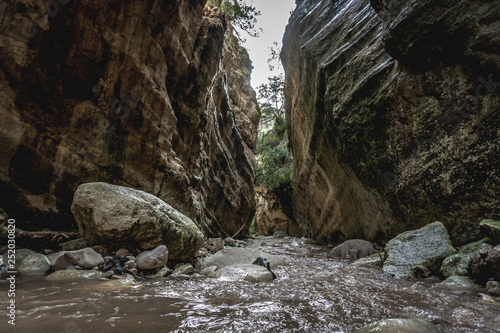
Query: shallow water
[{"left": 1, "top": 237, "right": 499, "bottom": 332}]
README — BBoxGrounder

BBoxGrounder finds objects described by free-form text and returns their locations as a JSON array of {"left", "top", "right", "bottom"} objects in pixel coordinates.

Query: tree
[{"left": 206, "top": 0, "right": 262, "bottom": 38}]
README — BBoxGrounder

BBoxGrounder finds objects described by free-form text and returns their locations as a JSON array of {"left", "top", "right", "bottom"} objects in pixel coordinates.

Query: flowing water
[{"left": 1, "top": 237, "right": 499, "bottom": 332}]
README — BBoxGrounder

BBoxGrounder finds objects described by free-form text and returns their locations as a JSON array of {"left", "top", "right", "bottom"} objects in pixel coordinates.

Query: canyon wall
[
  {"left": 282, "top": 0, "right": 500, "bottom": 245},
  {"left": 0, "top": 0, "right": 259, "bottom": 237}
]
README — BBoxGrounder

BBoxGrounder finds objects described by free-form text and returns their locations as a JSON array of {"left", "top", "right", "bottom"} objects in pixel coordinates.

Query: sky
[{"left": 236, "top": 0, "right": 297, "bottom": 89}]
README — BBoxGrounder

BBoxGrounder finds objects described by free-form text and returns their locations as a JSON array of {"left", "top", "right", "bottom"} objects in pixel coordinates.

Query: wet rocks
[
  {"left": 200, "top": 248, "right": 287, "bottom": 270},
  {"left": 136, "top": 245, "right": 169, "bottom": 270},
  {"left": 217, "top": 264, "right": 274, "bottom": 283},
  {"left": 480, "top": 220, "right": 500, "bottom": 244},
  {"left": 173, "top": 263, "right": 196, "bottom": 276},
  {"left": 64, "top": 248, "right": 105, "bottom": 269},
  {"left": 486, "top": 281, "right": 500, "bottom": 296},
  {"left": 468, "top": 244, "right": 500, "bottom": 285},
  {"left": 46, "top": 270, "right": 105, "bottom": 280},
  {"left": 351, "top": 254, "right": 383, "bottom": 267},
  {"left": 252, "top": 257, "right": 277, "bottom": 280},
  {"left": 71, "top": 182, "right": 204, "bottom": 259},
  {"left": 60, "top": 239, "right": 86, "bottom": 252},
  {"left": 17, "top": 253, "right": 51, "bottom": 277},
  {"left": 440, "top": 238, "right": 490, "bottom": 278},
  {"left": 383, "top": 222, "right": 456, "bottom": 279},
  {"left": 440, "top": 276, "right": 477, "bottom": 288},
  {"left": 354, "top": 318, "right": 443, "bottom": 333},
  {"left": 330, "top": 239, "right": 378, "bottom": 259}
]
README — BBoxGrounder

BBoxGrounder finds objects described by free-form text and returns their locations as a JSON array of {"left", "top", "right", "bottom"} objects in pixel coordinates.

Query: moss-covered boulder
[
  {"left": 440, "top": 276, "right": 477, "bottom": 288},
  {"left": 354, "top": 318, "right": 443, "bottom": 333},
  {"left": 480, "top": 220, "right": 500, "bottom": 245},
  {"left": 383, "top": 222, "right": 456, "bottom": 279},
  {"left": 71, "top": 182, "right": 204, "bottom": 259},
  {"left": 440, "top": 238, "right": 491, "bottom": 278},
  {"left": 17, "top": 253, "right": 51, "bottom": 277}
]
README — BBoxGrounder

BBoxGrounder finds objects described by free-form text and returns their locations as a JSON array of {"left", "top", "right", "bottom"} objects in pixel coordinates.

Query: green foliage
[
  {"left": 255, "top": 135, "right": 293, "bottom": 191},
  {"left": 248, "top": 217, "right": 257, "bottom": 234},
  {"left": 206, "top": 0, "right": 261, "bottom": 38}
]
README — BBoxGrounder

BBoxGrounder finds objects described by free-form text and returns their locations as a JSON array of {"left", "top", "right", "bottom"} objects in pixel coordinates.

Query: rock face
[
  {"left": 255, "top": 190, "right": 300, "bottom": 236},
  {"left": 382, "top": 222, "right": 456, "bottom": 279},
  {"left": 282, "top": 0, "right": 500, "bottom": 244},
  {"left": 71, "top": 182, "right": 204, "bottom": 258},
  {"left": 0, "top": 1, "right": 259, "bottom": 237}
]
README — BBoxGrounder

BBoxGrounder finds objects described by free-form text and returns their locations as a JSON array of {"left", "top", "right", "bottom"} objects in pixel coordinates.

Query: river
[{"left": 1, "top": 236, "right": 499, "bottom": 332}]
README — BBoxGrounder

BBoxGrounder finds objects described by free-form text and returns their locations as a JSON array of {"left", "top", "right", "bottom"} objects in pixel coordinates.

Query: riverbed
[{"left": 1, "top": 237, "right": 499, "bottom": 332}]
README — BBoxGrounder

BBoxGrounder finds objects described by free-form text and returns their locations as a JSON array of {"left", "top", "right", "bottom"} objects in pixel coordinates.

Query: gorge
[{"left": 0, "top": 0, "right": 499, "bottom": 332}]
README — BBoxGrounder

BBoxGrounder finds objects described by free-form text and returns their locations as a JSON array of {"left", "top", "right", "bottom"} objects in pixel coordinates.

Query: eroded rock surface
[
  {"left": 282, "top": 0, "right": 500, "bottom": 244},
  {"left": 0, "top": 1, "right": 259, "bottom": 238}
]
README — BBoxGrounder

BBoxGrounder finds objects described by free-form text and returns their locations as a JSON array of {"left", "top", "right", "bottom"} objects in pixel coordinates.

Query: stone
[
  {"left": 383, "top": 222, "right": 456, "bottom": 279},
  {"left": 282, "top": 0, "right": 500, "bottom": 246},
  {"left": 217, "top": 264, "right": 274, "bottom": 283},
  {"left": 14, "top": 249, "right": 36, "bottom": 264},
  {"left": 254, "top": 192, "right": 299, "bottom": 237},
  {"left": 200, "top": 248, "right": 287, "bottom": 270},
  {"left": 124, "top": 261, "right": 137, "bottom": 270},
  {"left": 480, "top": 220, "right": 500, "bottom": 244},
  {"left": 273, "top": 231, "right": 289, "bottom": 238},
  {"left": 354, "top": 318, "right": 443, "bottom": 333},
  {"left": 14, "top": 229, "right": 79, "bottom": 253},
  {"left": 478, "top": 293, "right": 499, "bottom": 305},
  {"left": 60, "top": 238, "right": 86, "bottom": 252},
  {"left": 330, "top": 239, "right": 379, "bottom": 259},
  {"left": 64, "top": 248, "right": 104, "bottom": 269},
  {"left": 152, "top": 267, "right": 172, "bottom": 278},
  {"left": 54, "top": 255, "right": 73, "bottom": 271},
  {"left": 17, "top": 254, "right": 51, "bottom": 277},
  {"left": 441, "top": 276, "right": 477, "bottom": 288},
  {"left": 72, "top": 182, "right": 204, "bottom": 259},
  {"left": 136, "top": 245, "right": 168, "bottom": 270},
  {"left": 0, "top": 0, "right": 259, "bottom": 240},
  {"left": 469, "top": 244, "right": 500, "bottom": 285},
  {"left": 173, "top": 264, "right": 196, "bottom": 276},
  {"left": 46, "top": 270, "right": 104, "bottom": 280},
  {"left": 440, "top": 238, "right": 492, "bottom": 278},
  {"left": 200, "top": 266, "right": 218, "bottom": 276},
  {"left": 351, "top": 254, "right": 383, "bottom": 267},
  {"left": 115, "top": 249, "right": 130, "bottom": 257},
  {"left": 46, "top": 251, "right": 66, "bottom": 266},
  {"left": 486, "top": 281, "right": 500, "bottom": 296}
]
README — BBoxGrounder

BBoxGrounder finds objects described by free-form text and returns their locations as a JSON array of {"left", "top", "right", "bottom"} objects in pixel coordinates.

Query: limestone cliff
[
  {"left": 282, "top": 0, "right": 500, "bottom": 245},
  {"left": 0, "top": 0, "right": 259, "bottom": 237}
]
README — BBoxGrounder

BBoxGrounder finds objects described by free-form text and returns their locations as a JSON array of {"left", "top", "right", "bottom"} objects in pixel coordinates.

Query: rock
[
  {"left": 14, "top": 249, "right": 36, "bottom": 264},
  {"left": 18, "top": 254, "right": 51, "bottom": 277},
  {"left": 354, "top": 318, "right": 443, "bottom": 333},
  {"left": 115, "top": 249, "right": 130, "bottom": 257},
  {"left": 124, "top": 261, "right": 137, "bottom": 270},
  {"left": 0, "top": 0, "right": 258, "bottom": 241},
  {"left": 469, "top": 244, "right": 500, "bottom": 284},
  {"left": 59, "top": 238, "right": 86, "bottom": 252},
  {"left": 282, "top": 0, "right": 500, "bottom": 245},
  {"left": 351, "top": 254, "right": 383, "bottom": 267},
  {"left": 440, "top": 238, "right": 490, "bottom": 278},
  {"left": 273, "top": 231, "right": 289, "bottom": 238},
  {"left": 72, "top": 183, "right": 204, "bottom": 259},
  {"left": 152, "top": 267, "right": 172, "bottom": 278},
  {"left": 46, "top": 251, "right": 66, "bottom": 266},
  {"left": 441, "top": 276, "right": 477, "bottom": 288},
  {"left": 478, "top": 293, "right": 499, "bottom": 305},
  {"left": 330, "top": 239, "right": 379, "bottom": 259},
  {"left": 46, "top": 270, "right": 104, "bottom": 280},
  {"left": 254, "top": 192, "right": 299, "bottom": 237},
  {"left": 200, "top": 248, "right": 287, "bottom": 270},
  {"left": 303, "top": 238, "right": 317, "bottom": 245},
  {"left": 14, "top": 229, "right": 79, "bottom": 252},
  {"left": 136, "top": 245, "right": 168, "bottom": 270},
  {"left": 200, "top": 266, "right": 218, "bottom": 276},
  {"left": 54, "top": 255, "right": 73, "bottom": 271},
  {"left": 64, "top": 248, "right": 104, "bottom": 269},
  {"left": 480, "top": 220, "right": 500, "bottom": 244},
  {"left": 173, "top": 264, "right": 195, "bottom": 276},
  {"left": 252, "top": 257, "right": 277, "bottom": 280},
  {"left": 486, "top": 281, "right": 500, "bottom": 296},
  {"left": 217, "top": 264, "right": 274, "bottom": 283},
  {"left": 383, "top": 222, "right": 456, "bottom": 279}
]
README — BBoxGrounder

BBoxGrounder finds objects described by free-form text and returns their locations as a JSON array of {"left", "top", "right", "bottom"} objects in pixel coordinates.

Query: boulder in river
[
  {"left": 136, "top": 245, "right": 168, "bottom": 270},
  {"left": 330, "top": 239, "right": 379, "bottom": 259},
  {"left": 469, "top": 244, "right": 500, "bottom": 284},
  {"left": 440, "top": 238, "right": 490, "bottom": 278},
  {"left": 440, "top": 276, "right": 477, "bottom": 288},
  {"left": 200, "top": 248, "right": 287, "bottom": 269},
  {"left": 17, "top": 253, "right": 51, "bottom": 277},
  {"left": 383, "top": 222, "right": 456, "bottom": 279},
  {"left": 354, "top": 318, "right": 443, "bottom": 333},
  {"left": 71, "top": 182, "right": 204, "bottom": 259},
  {"left": 64, "top": 248, "right": 104, "bottom": 269},
  {"left": 216, "top": 264, "right": 274, "bottom": 283}
]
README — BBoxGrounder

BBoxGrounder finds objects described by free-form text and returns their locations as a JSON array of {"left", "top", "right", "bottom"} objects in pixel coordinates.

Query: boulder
[
  {"left": 354, "top": 318, "right": 443, "bottom": 333},
  {"left": 60, "top": 238, "right": 86, "bottom": 251},
  {"left": 136, "top": 245, "right": 168, "bottom": 270},
  {"left": 440, "top": 276, "right": 477, "bottom": 288},
  {"left": 217, "top": 264, "right": 274, "bottom": 283},
  {"left": 200, "top": 248, "right": 287, "bottom": 269},
  {"left": 486, "top": 281, "right": 500, "bottom": 296},
  {"left": 47, "top": 251, "right": 73, "bottom": 271},
  {"left": 200, "top": 266, "right": 218, "bottom": 276},
  {"left": 71, "top": 182, "right": 204, "bottom": 259},
  {"left": 330, "top": 239, "right": 379, "bottom": 259},
  {"left": 480, "top": 220, "right": 500, "bottom": 244},
  {"left": 469, "top": 244, "right": 500, "bottom": 284},
  {"left": 383, "top": 222, "right": 456, "bottom": 279},
  {"left": 440, "top": 238, "right": 490, "bottom": 278},
  {"left": 17, "top": 254, "right": 51, "bottom": 277},
  {"left": 173, "top": 263, "right": 195, "bottom": 275},
  {"left": 64, "top": 248, "right": 104, "bottom": 269}
]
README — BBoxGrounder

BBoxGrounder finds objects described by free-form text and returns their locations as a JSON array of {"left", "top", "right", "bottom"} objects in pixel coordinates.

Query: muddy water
[{"left": 1, "top": 237, "right": 499, "bottom": 333}]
